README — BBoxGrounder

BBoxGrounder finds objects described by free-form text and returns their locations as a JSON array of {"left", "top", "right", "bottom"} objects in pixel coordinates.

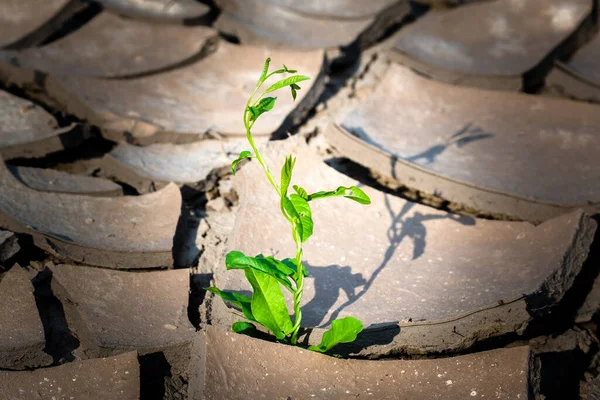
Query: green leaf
[
  {"left": 291, "top": 194, "right": 313, "bottom": 242},
  {"left": 206, "top": 287, "right": 255, "bottom": 321},
  {"left": 247, "top": 106, "right": 260, "bottom": 122},
  {"left": 283, "top": 64, "right": 297, "bottom": 73},
  {"left": 248, "top": 97, "right": 277, "bottom": 122},
  {"left": 271, "top": 64, "right": 298, "bottom": 75},
  {"left": 280, "top": 155, "right": 296, "bottom": 198},
  {"left": 245, "top": 268, "right": 293, "bottom": 340},
  {"left": 264, "top": 75, "right": 310, "bottom": 94},
  {"left": 308, "top": 316, "right": 364, "bottom": 353},
  {"left": 259, "top": 96, "right": 277, "bottom": 111},
  {"left": 293, "top": 185, "right": 308, "bottom": 200},
  {"left": 259, "top": 57, "right": 270, "bottom": 83},
  {"left": 231, "top": 150, "right": 252, "bottom": 175},
  {"left": 232, "top": 321, "right": 256, "bottom": 334},
  {"left": 290, "top": 83, "right": 301, "bottom": 101},
  {"left": 308, "top": 185, "right": 371, "bottom": 205},
  {"left": 225, "top": 251, "right": 294, "bottom": 292},
  {"left": 260, "top": 254, "right": 296, "bottom": 277},
  {"left": 336, "top": 186, "right": 371, "bottom": 204},
  {"left": 282, "top": 258, "right": 308, "bottom": 277},
  {"left": 283, "top": 194, "right": 313, "bottom": 243}
]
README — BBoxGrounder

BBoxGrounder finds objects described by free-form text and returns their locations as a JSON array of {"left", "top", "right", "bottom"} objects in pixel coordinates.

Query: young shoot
[{"left": 208, "top": 58, "right": 371, "bottom": 353}]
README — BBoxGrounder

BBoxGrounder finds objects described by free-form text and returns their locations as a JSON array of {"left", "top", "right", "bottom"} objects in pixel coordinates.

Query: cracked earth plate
[
  {"left": 328, "top": 64, "right": 600, "bottom": 221},
  {"left": 50, "top": 265, "right": 195, "bottom": 354},
  {"left": 0, "top": 12, "right": 217, "bottom": 78},
  {"left": 44, "top": 41, "right": 326, "bottom": 141},
  {"left": 0, "top": 0, "right": 85, "bottom": 49},
  {"left": 0, "top": 158, "right": 181, "bottom": 268},
  {"left": 390, "top": 0, "right": 593, "bottom": 90},
  {"left": 0, "top": 266, "right": 51, "bottom": 369},
  {"left": 0, "top": 351, "right": 139, "bottom": 399},
  {"left": 190, "top": 325, "right": 530, "bottom": 399},
  {"left": 0, "top": 90, "right": 84, "bottom": 159},
  {"left": 254, "top": 0, "right": 399, "bottom": 18},
  {"left": 100, "top": 139, "right": 250, "bottom": 193},
  {"left": 94, "top": 0, "right": 211, "bottom": 21},
  {"left": 214, "top": 0, "right": 410, "bottom": 51},
  {"left": 8, "top": 165, "right": 123, "bottom": 196},
  {"left": 51, "top": 265, "right": 195, "bottom": 397},
  {"left": 547, "top": 32, "right": 600, "bottom": 103}
]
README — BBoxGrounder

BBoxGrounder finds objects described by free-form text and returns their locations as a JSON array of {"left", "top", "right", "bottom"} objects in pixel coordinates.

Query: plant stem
[
  {"left": 244, "top": 87, "right": 280, "bottom": 196},
  {"left": 244, "top": 76, "right": 305, "bottom": 344},
  {"left": 290, "top": 238, "right": 304, "bottom": 344}
]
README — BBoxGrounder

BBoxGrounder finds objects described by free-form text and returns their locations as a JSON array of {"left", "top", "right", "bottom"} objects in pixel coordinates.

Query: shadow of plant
[
  {"left": 345, "top": 121, "right": 494, "bottom": 166},
  {"left": 406, "top": 122, "right": 494, "bottom": 165},
  {"left": 303, "top": 195, "right": 475, "bottom": 328}
]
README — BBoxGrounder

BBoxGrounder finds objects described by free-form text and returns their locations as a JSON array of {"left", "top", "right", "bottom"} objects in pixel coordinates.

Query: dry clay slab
[
  {"left": 260, "top": 0, "right": 400, "bottom": 18},
  {"left": 328, "top": 64, "right": 600, "bottom": 222},
  {"left": 390, "top": 0, "right": 593, "bottom": 90},
  {"left": 0, "top": 351, "right": 139, "bottom": 400},
  {"left": 50, "top": 265, "right": 195, "bottom": 355},
  {"left": 94, "top": 0, "right": 211, "bottom": 21},
  {"left": 8, "top": 165, "right": 123, "bottom": 196},
  {"left": 215, "top": 0, "right": 410, "bottom": 50},
  {"left": 413, "top": 0, "right": 493, "bottom": 6},
  {"left": 211, "top": 138, "right": 596, "bottom": 356},
  {"left": 44, "top": 41, "right": 326, "bottom": 142},
  {"left": 100, "top": 139, "right": 250, "bottom": 193},
  {"left": 547, "top": 31, "right": 600, "bottom": 103},
  {"left": 0, "top": 266, "right": 52, "bottom": 370},
  {"left": 50, "top": 265, "right": 195, "bottom": 397},
  {"left": 0, "top": 0, "right": 86, "bottom": 49},
  {"left": 0, "top": 90, "right": 84, "bottom": 159},
  {"left": 0, "top": 12, "right": 217, "bottom": 78},
  {"left": 0, "top": 158, "right": 181, "bottom": 269},
  {"left": 191, "top": 325, "right": 531, "bottom": 399}
]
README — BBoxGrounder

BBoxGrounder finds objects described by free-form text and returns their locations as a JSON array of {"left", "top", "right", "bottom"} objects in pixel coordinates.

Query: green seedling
[{"left": 207, "top": 58, "right": 371, "bottom": 353}]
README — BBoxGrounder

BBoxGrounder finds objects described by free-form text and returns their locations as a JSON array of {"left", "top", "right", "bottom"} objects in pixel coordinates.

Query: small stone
[
  {"left": 218, "top": 179, "right": 234, "bottom": 196},
  {"left": 206, "top": 197, "right": 228, "bottom": 213},
  {"left": 0, "top": 230, "right": 19, "bottom": 262}
]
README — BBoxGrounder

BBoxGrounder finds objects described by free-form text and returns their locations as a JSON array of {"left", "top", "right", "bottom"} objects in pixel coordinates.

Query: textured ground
[{"left": 0, "top": 0, "right": 599, "bottom": 399}]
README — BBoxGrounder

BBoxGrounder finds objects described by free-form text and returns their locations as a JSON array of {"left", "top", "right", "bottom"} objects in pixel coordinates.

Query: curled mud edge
[{"left": 325, "top": 123, "right": 600, "bottom": 223}]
